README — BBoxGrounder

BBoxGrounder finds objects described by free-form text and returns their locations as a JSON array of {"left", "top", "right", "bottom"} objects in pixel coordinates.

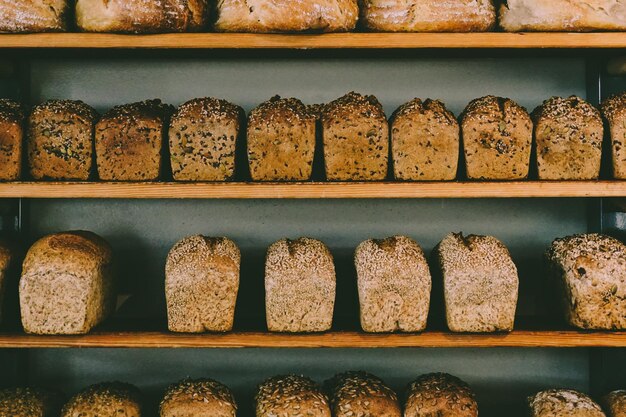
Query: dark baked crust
[
  {"left": 0, "top": 99, "right": 24, "bottom": 181},
  {"left": 62, "top": 382, "right": 142, "bottom": 416},
  {"left": 326, "top": 371, "right": 400, "bottom": 417},
  {"left": 0, "top": 387, "right": 62, "bottom": 417},
  {"left": 405, "top": 373, "right": 478, "bottom": 417}
]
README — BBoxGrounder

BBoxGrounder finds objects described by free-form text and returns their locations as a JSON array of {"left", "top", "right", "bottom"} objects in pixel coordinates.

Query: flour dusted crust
[
  {"left": 547, "top": 234, "right": 626, "bottom": 330},
  {"left": 256, "top": 375, "right": 331, "bottom": 417},
  {"left": 160, "top": 378, "right": 237, "bottom": 417},
  {"left": 361, "top": 0, "right": 496, "bottom": 32},
  {"left": 62, "top": 382, "right": 142, "bottom": 417},
  {"left": 601, "top": 92, "right": 626, "bottom": 179},
  {"left": 76, "top": 0, "right": 209, "bottom": 33},
  {"left": 215, "top": 0, "right": 358, "bottom": 33},
  {"left": 528, "top": 389, "right": 606, "bottom": 417},
  {"left": 0, "top": 99, "right": 24, "bottom": 181},
  {"left": 499, "top": 0, "right": 626, "bottom": 32},
  {"left": 405, "top": 373, "right": 478, "bottom": 417},
  {"left": 0, "top": 387, "right": 61, "bottom": 417},
  {"left": 0, "top": 0, "right": 69, "bottom": 33},
  {"left": 327, "top": 371, "right": 400, "bottom": 417},
  {"left": 603, "top": 391, "right": 626, "bottom": 417}
]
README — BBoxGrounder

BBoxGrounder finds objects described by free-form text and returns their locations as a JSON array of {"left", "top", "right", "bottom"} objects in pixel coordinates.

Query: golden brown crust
[
  {"left": 601, "top": 92, "right": 626, "bottom": 179},
  {"left": 0, "top": 0, "right": 69, "bottom": 33},
  {"left": 62, "top": 382, "right": 142, "bottom": 417},
  {"left": 528, "top": 389, "right": 605, "bottom": 417},
  {"left": 256, "top": 375, "right": 330, "bottom": 417},
  {"left": 405, "top": 373, "right": 478, "bottom": 417},
  {"left": 0, "top": 99, "right": 24, "bottom": 181},
  {"left": 160, "top": 378, "right": 237, "bottom": 417},
  {"left": 327, "top": 371, "right": 401, "bottom": 417}
]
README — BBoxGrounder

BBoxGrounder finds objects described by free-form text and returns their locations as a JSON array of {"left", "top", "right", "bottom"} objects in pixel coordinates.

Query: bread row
[
  {"left": 3, "top": 231, "right": 625, "bottom": 335},
  {"left": 2, "top": 0, "right": 626, "bottom": 34},
  {"left": 2, "top": 373, "right": 625, "bottom": 417},
  {"left": 3, "top": 92, "right": 626, "bottom": 182}
]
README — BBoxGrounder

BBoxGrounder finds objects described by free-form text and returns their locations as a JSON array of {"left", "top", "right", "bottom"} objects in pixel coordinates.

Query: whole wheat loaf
[
  {"left": 327, "top": 371, "right": 400, "bottom": 417},
  {"left": 256, "top": 375, "right": 330, "bottom": 417},
  {"left": 603, "top": 391, "right": 626, "bottom": 417},
  {"left": 0, "top": 387, "right": 61, "bottom": 417},
  {"left": 160, "top": 378, "right": 237, "bottom": 417},
  {"left": 405, "top": 373, "right": 478, "bottom": 417},
  {"left": 0, "top": 99, "right": 24, "bottom": 181},
  {"left": 62, "top": 382, "right": 142, "bottom": 417},
  {"left": 601, "top": 92, "right": 626, "bottom": 179},
  {"left": 528, "top": 389, "right": 606, "bottom": 417}
]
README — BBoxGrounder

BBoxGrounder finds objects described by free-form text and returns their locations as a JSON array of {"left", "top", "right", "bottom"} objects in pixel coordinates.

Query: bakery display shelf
[{"left": 2, "top": 32, "right": 626, "bottom": 49}]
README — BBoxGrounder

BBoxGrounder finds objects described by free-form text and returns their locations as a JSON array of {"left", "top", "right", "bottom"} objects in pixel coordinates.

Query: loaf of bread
[
  {"left": 169, "top": 98, "right": 243, "bottom": 182},
  {"left": 248, "top": 96, "right": 317, "bottom": 181},
  {"left": 405, "top": 373, "right": 478, "bottom": 417},
  {"left": 360, "top": 0, "right": 496, "bottom": 32},
  {"left": 0, "top": 240, "right": 13, "bottom": 326},
  {"left": 435, "top": 233, "right": 518, "bottom": 332},
  {"left": 326, "top": 371, "right": 400, "bottom": 417},
  {"left": 62, "top": 382, "right": 142, "bottom": 417},
  {"left": 19, "top": 231, "right": 114, "bottom": 335},
  {"left": 265, "top": 238, "right": 336, "bottom": 332},
  {"left": 355, "top": 236, "right": 432, "bottom": 332},
  {"left": 391, "top": 99, "right": 459, "bottom": 181},
  {"left": 28, "top": 100, "right": 98, "bottom": 181},
  {"left": 96, "top": 100, "right": 174, "bottom": 181},
  {"left": 0, "top": 99, "right": 24, "bottom": 181},
  {"left": 528, "top": 389, "right": 605, "bottom": 417},
  {"left": 0, "top": 387, "right": 61, "bottom": 417},
  {"left": 533, "top": 96, "right": 603, "bottom": 180},
  {"left": 546, "top": 234, "right": 626, "bottom": 330},
  {"left": 165, "top": 235, "right": 240, "bottom": 333},
  {"left": 601, "top": 92, "right": 626, "bottom": 179},
  {"left": 76, "top": 0, "right": 209, "bottom": 33},
  {"left": 499, "top": 0, "right": 626, "bottom": 32},
  {"left": 160, "top": 378, "right": 237, "bottom": 417},
  {"left": 322, "top": 92, "right": 389, "bottom": 181},
  {"left": 0, "top": 1, "right": 69, "bottom": 32},
  {"left": 461, "top": 96, "right": 533, "bottom": 180},
  {"left": 603, "top": 391, "right": 626, "bottom": 417},
  {"left": 215, "top": 0, "right": 358, "bottom": 33},
  {"left": 256, "top": 375, "right": 330, "bottom": 417}
]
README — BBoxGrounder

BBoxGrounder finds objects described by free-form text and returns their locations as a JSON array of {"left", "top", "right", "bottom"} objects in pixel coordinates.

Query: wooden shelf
[
  {"left": 0, "top": 181, "right": 624, "bottom": 199},
  {"left": 1, "top": 33, "right": 626, "bottom": 49}
]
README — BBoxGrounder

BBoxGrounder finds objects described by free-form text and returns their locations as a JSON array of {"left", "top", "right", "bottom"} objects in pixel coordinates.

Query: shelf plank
[
  {"left": 1, "top": 33, "right": 626, "bottom": 49},
  {"left": 0, "top": 181, "right": 624, "bottom": 199}
]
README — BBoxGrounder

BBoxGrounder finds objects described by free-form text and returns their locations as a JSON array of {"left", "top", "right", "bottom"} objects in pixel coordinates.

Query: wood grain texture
[{"left": 1, "top": 33, "right": 626, "bottom": 49}]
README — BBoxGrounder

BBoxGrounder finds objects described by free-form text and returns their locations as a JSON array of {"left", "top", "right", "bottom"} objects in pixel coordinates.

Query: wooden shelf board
[
  {"left": 1, "top": 33, "right": 626, "bottom": 49},
  {"left": 0, "top": 181, "right": 624, "bottom": 199}
]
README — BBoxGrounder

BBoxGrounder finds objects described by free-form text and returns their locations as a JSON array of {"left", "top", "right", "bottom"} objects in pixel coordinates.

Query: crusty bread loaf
[
  {"left": 601, "top": 92, "right": 626, "bottom": 179},
  {"left": 247, "top": 96, "right": 317, "bottom": 181},
  {"left": 528, "top": 389, "right": 605, "bottom": 417},
  {"left": 603, "top": 391, "right": 626, "bottom": 417},
  {"left": 0, "top": 0, "right": 69, "bottom": 33},
  {"left": 499, "top": 0, "right": 626, "bottom": 32},
  {"left": 165, "top": 235, "right": 241, "bottom": 333},
  {"left": 435, "top": 233, "right": 519, "bottom": 332},
  {"left": 322, "top": 92, "right": 389, "bottom": 181},
  {"left": 19, "top": 231, "right": 114, "bottom": 335},
  {"left": 76, "top": 0, "right": 209, "bottom": 33},
  {"left": 405, "top": 373, "right": 478, "bottom": 417},
  {"left": 160, "top": 378, "right": 237, "bottom": 417},
  {"left": 0, "top": 240, "right": 13, "bottom": 326},
  {"left": 256, "top": 375, "right": 330, "bottom": 417},
  {"left": 28, "top": 100, "right": 98, "bottom": 181},
  {"left": 96, "top": 99, "right": 174, "bottom": 181},
  {"left": 169, "top": 98, "right": 243, "bottom": 181},
  {"left": 265, "top": 238, "right": 336, "bottom": 332},
  {"left": 62, "top": 382, "right": 142, "bottom": 417},
  {"left": 0, "top": 387, "right": 61, "bottom": 417},
  {"left": 533, "top": 96, "right": 603, "bottom": 180},
  {"left": 360, "top": 0, "right": 496, "bottom": 32},
  {"left": 546, "top": 234, "right": 626, "bottom": 330},
  {"left": 391, "top": 99, "right": 459, "bottom": 181},
  {"left": 215, "top": 0, "right": 358, "bottom": 33},
  {"left": 461, "top": 96, "right": 533, "bottom": 180},
  {"left": 326, "top": 371, "right": 400, "bottom": 417},
  {"left": 355, "top": 236, "right": 432, "bottom": 332},
  {"left": 0, "top": 99, "right": 24, "bottom": 181}
]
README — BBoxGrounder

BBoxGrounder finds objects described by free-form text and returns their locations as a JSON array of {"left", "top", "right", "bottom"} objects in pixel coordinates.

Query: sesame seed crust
[
  {"left": 101, "top": 99, "right": 174, "bottom": 124},
  {"left": 601, "top": 92, "right": 626, "bottom": 123},
  {"left": 326, "top": 371, "right": 400, "bottom": 417},
  {"left": 0, "top": 99, "right": 24, "bottom": 124},
  {"left": 405, "top": 373, "right": 478, "bottom": 417},
  {"left": 30, "top": 100, "right": 99, "bottom": 125},
  {"left": 602, "top": 390, "right": 626, "bottom": 417},
  {"left": 528, "top": 389, "right": 605, "bottom": 417},
  {"left": 600, "top": 92, "right": 626, "bottom": 179},
  {"left": 0, "top": 99, "right": 24, "bottom": 181},
  {"left": 0, "top": 387, "right": 60, "bottom": 417},
  {"left": 160, "top": 378, "right": 237, "bottom": 417},
  {"left": 61, "top": 382, "right": 142, "bottom": 417},
  {"left": 256, "top": 375, "right": 330, "bottom": 417}
]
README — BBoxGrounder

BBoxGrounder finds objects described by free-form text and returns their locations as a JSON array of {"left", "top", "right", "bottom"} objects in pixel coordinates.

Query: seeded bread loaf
[
  {"left": 19, "top": 231, "right": 114, "bottom": 335},
  {"left": 499, "top": 0, "right": 626, "bottom": 32},
  {"left": 601, "top": 92, "right": 626, "bottom": 179},
  {"left": 248, "top": 96, "right": 317, "bottom": 181},
  {"left": 533, "top": 96, "right": 603, "bottom": 180},
  {"left": 256, "top": 375, "right": 330, "bottom": 417},
  {"left": 461, "top": 96, "right": 533, "bottom": 180},
  {"left": 326, "top": 371, "right": 400, "bottom": 417},
  {"left": 435, "top": 233, "right": 519, "bottom": 332},
  {"left": 528, "top": 390, "right": 605, "bottom": 417},
  {"left": 355, "top": 236, "right": 432, "bottom": 332},
  {"left": 405, "top": 373, "right": 478, "bottom": 417},
  {"left": 0, "top": 1, "right": 69, "bottom": 32},
  {"left": 603, "top": 391, "right": 626, "bottom": 417},
  {"left": 215, "top": 0, "right": 358, "bottom": 33},
  {"left": 27, "top": 100, "right": 98, "bottom": 181},
  {"left": 546, "top": 234, "right": 626, "bottom": 330},
  {"left": 0, "top": 99, "right": 24, "bottom": 181},
  {"left": 0, "top": 240, "right": 13, "bottom": 326},
  {"left": 265, "top": 238, "right": 336, "bottom": 332},
  {"left": 0, "top": 387, "right": 61, "bottom": 417},
  {"left": 322, "top": 92, "right": 389, "bottom": 181},
  {"left": 62, "top": 382, "right": 142, "bottom": 417},
  {"left": 391, "top": 99, "right": 459, "bottom": 181},
  {"left": 76, "top": 0, "right": 209, "bottom": 33},
  {"left": 360, "top": 0, "right": 496, "bottom": 32},
  {"left": 96, "top": 99, "right": 174, "bottom": 181},
  {"left": 160, "top": 378, "right": 237, "bottom": 417},
  {"left": 165, "top": 235, "right": 241, "bottom": 333}
]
